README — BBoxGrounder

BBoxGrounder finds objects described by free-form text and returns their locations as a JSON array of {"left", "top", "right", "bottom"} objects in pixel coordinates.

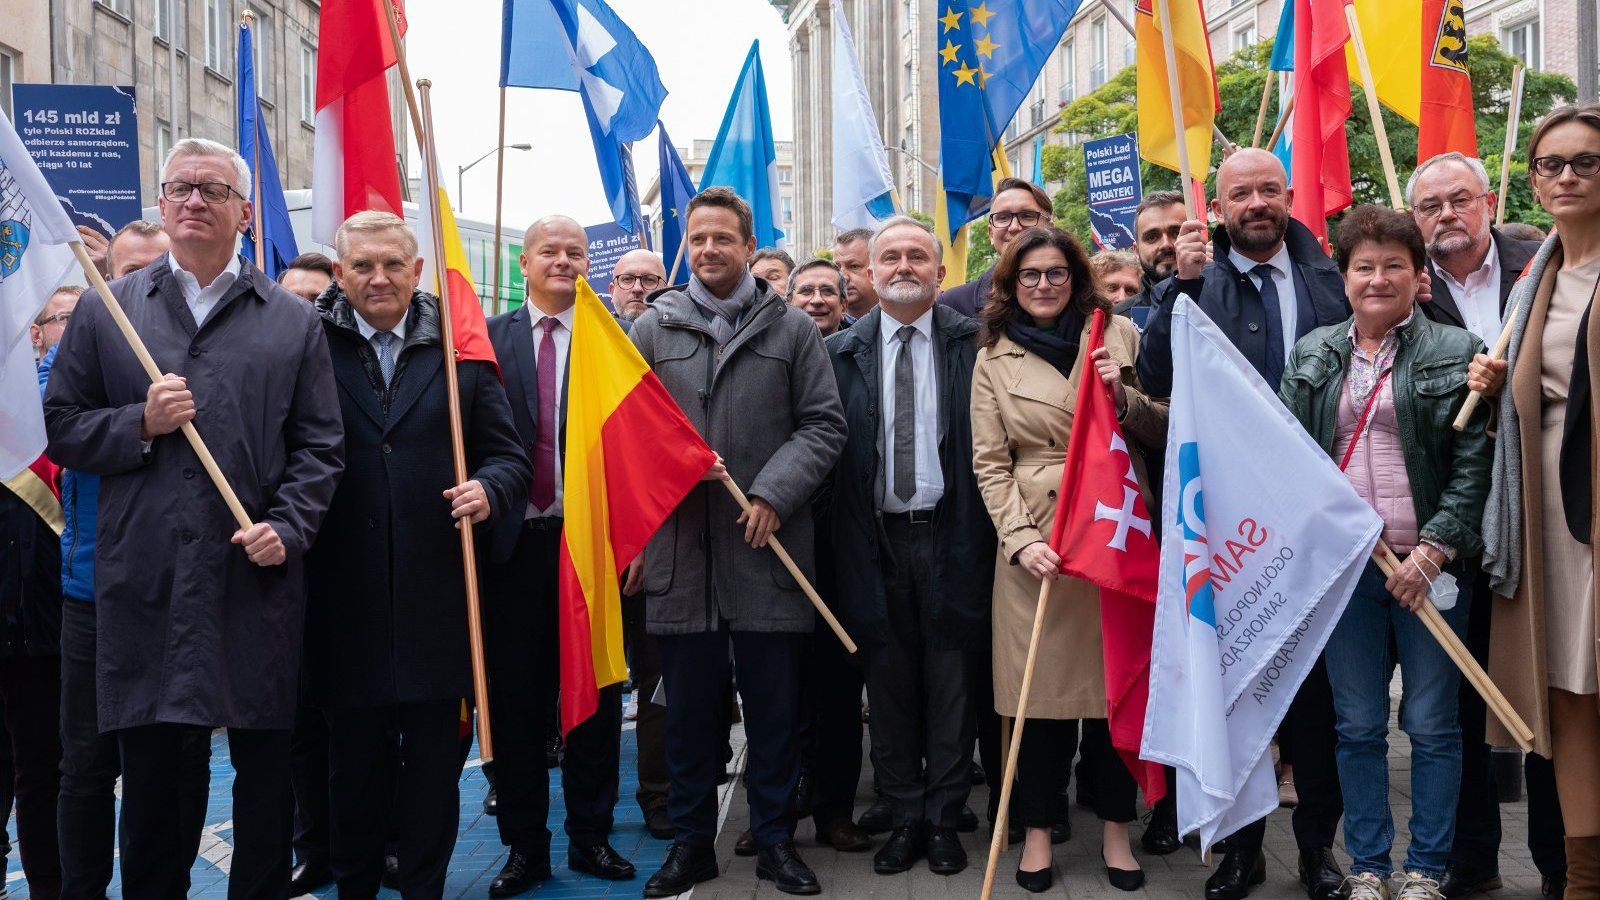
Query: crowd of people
[{"left": 6, "top": 102, "right": 1598, "bottom": 900}]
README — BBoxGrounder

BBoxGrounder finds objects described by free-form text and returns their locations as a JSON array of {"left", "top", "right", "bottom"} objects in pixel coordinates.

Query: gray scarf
[
  {"left": 1482, "top": 234, "right": 1562, "bottom": 597},
  {"left": 686, "top": 270, "right": 758, "bottom": 345}
]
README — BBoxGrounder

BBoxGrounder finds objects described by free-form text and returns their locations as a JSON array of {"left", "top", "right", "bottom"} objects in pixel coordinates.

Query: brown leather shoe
[
  {"left": 818, "top": 818, "right": 872, "bottom": 852},
  {"left": 734, "top": 830, "right": 757, "bottom": 857}
]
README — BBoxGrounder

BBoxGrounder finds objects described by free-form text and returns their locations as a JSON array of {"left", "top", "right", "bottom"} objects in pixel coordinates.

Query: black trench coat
[{"left": 43, "top": 256, "right": 345, "bottom": 732}]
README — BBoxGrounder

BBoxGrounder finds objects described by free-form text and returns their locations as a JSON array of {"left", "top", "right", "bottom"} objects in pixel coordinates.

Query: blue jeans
[{"left": 1324, "top": 562, "right": 1470, "bottom": 879}]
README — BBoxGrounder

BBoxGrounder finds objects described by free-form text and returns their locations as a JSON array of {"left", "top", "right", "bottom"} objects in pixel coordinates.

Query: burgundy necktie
[{"left": 530, "top": 317, "right": 558, "bottom": 510}]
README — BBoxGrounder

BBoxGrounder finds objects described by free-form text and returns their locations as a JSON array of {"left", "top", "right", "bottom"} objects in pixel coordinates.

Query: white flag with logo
[
  {"left": 1140, "top": 297, "right": 1381, "bottom": 852},
  {"left": 0, "top": 109, "right": 78, "bottom": 479}
]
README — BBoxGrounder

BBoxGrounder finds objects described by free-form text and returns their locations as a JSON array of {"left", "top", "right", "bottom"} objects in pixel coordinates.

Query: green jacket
[{"left": 1279, "top": 311, "right": 1492, "bottom": 562}]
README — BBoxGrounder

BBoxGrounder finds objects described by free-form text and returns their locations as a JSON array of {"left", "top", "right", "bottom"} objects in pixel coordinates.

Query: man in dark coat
[
  {"left": 304, "top": 210, "right": 529, "bottom": 900},
  {"left": 1407, "top": 152, "right": 1568, "bottom": 900},
  {"left": 630, "top": 187, "right": 846, "bottom": 898},
  {"left": 43, "top": 138, "right": 345, "bottom": 900},
  {"left": 826, "top": 217, "right": 995, "bottom": 877},
  {"left": 479, "top": 215, "right": 637, "bottom": 895},
  {"left": 937, "top": 178, "right": 1053, "bottom": 318},
  {"left": 1137, "top": 149, "right": 1351, "bottom": 900}
]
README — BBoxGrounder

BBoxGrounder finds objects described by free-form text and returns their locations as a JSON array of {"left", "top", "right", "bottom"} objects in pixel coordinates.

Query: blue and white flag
[
  {"left": 1141, "top": 297, "right": 1380, "bottom": 853},
  {"left": 1269, "top": 2, "right": 1295, "bottom": 179},
  {"left": 0, "top": 109, "right": 79, "bottom": 479},
  {"left": 700, "top": 41, "right": 784, "bottom": 249},
  {"left": 655, "top": 121, "right": 697, "bottom": 279},
  {"left": 830, "top": 12, "right": 895, "bottom": 232},
  {"left": 239, "top": 18, "right": 299, "bottom": 278}
]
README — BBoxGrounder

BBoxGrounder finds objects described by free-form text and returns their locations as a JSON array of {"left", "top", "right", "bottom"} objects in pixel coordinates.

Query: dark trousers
[
  {"left": 1018, "top": 719, "right": 1135, "bottom": 827},
  {"left": 863, "top": 516, "right": 974, "bottom": 830},
  {"left": 1451, "top": 573, "right": 1568, "bottom": 877},
  {"left": 484, "top": 523, "right": 623, "bottom": 855},
  {"left": 1223, "top": 657, "right": 1343, "bottom": 852},
  {"left": 118, "top": 724, "right": 291, "bottom": 900},
  {"left": 798, "top": 619, "right": 864, "bottom": 830},
  {"left": 326, "top": 700, "right": 460, "bottom": 900},
  {"left": 622, "top": 590, "right": 668, "bottom": 816},
  {"left": 290, "top": 688, "right": 331, "bottom": 870},
  {"left": 659, "top": 625, "right": 804, "bottom": 848},
  {"left": 973, "top": 646, "right": 1007, "bottom": 823},
  {"left": 0, "top": 654, "right": 62, "bottom": 899}
]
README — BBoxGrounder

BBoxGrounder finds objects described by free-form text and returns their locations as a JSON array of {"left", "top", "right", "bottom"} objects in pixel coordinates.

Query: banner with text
[
  {"left": 10, "top": 84, "right": 141, "bottom": 239},
  {"left": 1084, "top": 133, "right": 1142, "bottom": 250},
  {"left": 585, "top": 221, "right": 642, "bottom": 304}
]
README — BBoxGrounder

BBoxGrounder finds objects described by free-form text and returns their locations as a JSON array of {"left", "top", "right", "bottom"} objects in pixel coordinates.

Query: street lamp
[
  {"left": 887, "top": 144, "right": 938, "bottom": 176},
  {"left": 458, "top": 143, "right": 532, "bottom": 212}
]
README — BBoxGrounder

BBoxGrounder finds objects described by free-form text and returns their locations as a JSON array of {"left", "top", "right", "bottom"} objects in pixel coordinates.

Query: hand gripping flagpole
[{"left": 980, "top": 576, "right": 1052, "bottom": 900}]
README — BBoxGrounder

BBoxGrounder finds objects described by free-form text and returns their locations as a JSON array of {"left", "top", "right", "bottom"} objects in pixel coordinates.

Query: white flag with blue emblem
[
  {"left": 0, "top": 109, "right": 78, "bottom": 479},
  {"left": 1140, "top": 296, "right": 1380, "bottom": 853},
  {"left": 830, "top": 11, "right": 895, "bottom": 231}
]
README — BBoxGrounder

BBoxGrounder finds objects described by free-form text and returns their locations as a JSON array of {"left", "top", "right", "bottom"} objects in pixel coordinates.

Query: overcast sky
[{"left": 404, "top": 0, "right": 794, "bottom": 233}]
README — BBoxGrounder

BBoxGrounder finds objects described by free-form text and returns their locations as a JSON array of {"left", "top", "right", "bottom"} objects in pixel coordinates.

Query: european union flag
[
  {"left": 936, "top": 0, "right": 1082, "bottom": 241},
  {"left": 656, "top": 121, "right": 696, "bottom": 278},
  {"left": 700, "top": 41, "right": 784, "bottom": 249},
  {"left": 237, "top": 18, "right": 298, "bottom": 278}
]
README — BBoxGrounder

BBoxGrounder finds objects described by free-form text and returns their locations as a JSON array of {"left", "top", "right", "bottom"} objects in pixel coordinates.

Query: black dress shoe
[
  {"left": 1438, "top": 861, "right": 1503, "bottom": 898},
  {"left": 792, "top": 769, "right": 816, "bottom": 818},
  {"left": 1104, "top": 852, "right": 1147, "bottom": 892},
  {"left": 288, "top": 861, "right": 333, "bottom": 895},
  {"left": 927, "top": 826, "right": 967, "bottom": 875},
  {"left": 483, "top": 783, "right": 498, "bottom": 817},
  {"left": 489, "top": 849, "right": 553, "bottom": 897},
  {"left": 757, "top": 840, "right": 820, "bottom": 895},
  {"left": 1017, "top": 864, "right": 1054, "bottom": 893},
  {"left": 544, "top": 736, "right": 562, "bottom": 769},
  {"left": 1299, "top": 846, "right": 1347, "bottom": 900},
  {"left": 643, "top": 804, "right": 674, "bottom": 840},
  {"left": 569, "top": 842, "right": 636, "bottom": 880},
  {"left": 1142, "top": 808, "right": 1181, "bottom": 855},
  {"left": 1206, "top": 850, "right": 1267, "bottom": 900},
  {"left": 873, "top": 823, "right": 927, "bottom": 874},
  {"left": 643, "top": 842, "right": 719, "bottom": 898},
  {"left": 1051, "top": 818, "right": 1071, "bottom": 844},
  {"left": 957, "top": 804, "right": 979, "bottom": 833},
  {"left": 734, "top": 829, "right": 757, "bottom": 857},
  {"left": 857, "top": 794, "right": 894, "bottom": 834},
  {"left": 970, "top": 760, "right": 987, "bottom": 784},
  {"left": 382, "top": 854, "right": 400, "bottom": 889},
  {"left": 1542, "top": 873, "right": 1567, "bottom": 899}
]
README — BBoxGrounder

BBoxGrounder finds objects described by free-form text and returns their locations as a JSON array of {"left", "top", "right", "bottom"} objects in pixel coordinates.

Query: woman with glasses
[
  {"left": 1474, "top": 103, "right": 1600, "bottom": 899},
  {"left": 970, "top": 226, "right": 1165, "bottom": 893}
]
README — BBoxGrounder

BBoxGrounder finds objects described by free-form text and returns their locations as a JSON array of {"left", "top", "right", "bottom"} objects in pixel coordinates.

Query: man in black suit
[
  {"left": 937, "top": 178, "right": 1054, "bottom": 319},
  {"left": 480, "top": 216, "right": 637, "bottom": 895},
  {"left": 1408, "top": 152, "right": 1569, "bottom": 900},
  {"left": 1138, "top": 149, "right": 1351, "bottom": 900},
  {"left": 305, "top": 211, "right": 530, "bottom": 900}
]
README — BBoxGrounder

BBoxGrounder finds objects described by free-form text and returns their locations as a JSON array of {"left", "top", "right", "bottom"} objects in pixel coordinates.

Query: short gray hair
[
  {"left": 335, "top": 210, "right": 418, "bottom": 261},
  {"left": 867, "top": 216, "right": 943, "bottom": 262},
  {"left": 161, "top": 138, "right": 251, "bottom": 197},
  {"left": 1405, "top": 152, "right": 1491, "bottom": 205}
]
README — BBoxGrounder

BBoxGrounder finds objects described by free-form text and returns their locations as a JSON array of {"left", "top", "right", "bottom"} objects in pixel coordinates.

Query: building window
[
  {"left": 1502, "top": 19, "right": 1541, "bottom": 70},
  {"left": 156, "top": 0, "right": 173, "bottom": 41},
  {"left": 779, "top": 167, "right": 793, "bottom": 184},
  {"left": 904, "top": 57, "right": 913, "bottom": 98},
  {"left": 205, "top": 0, "right": 228, "bottom": 72},
  {"left": 1059, "top": 38, "right": 1076, "bottom": 103},
  {"left": 1123, "top": 0, "right": 1137, "bottom": 67},
  {"left": 0, "top": 48, "right": 13, "bottom": 120},
  {"left": 781, "top": 195, "right": 793, "bottom": 225},
  {"left": 1234, "top": 24, "right": 1257, "bottom": 52},
  {"left": 250, "top": 8, "right": 272, "bottom": 100},
  {"left": 157, "top": 121, "right": 173, "bottom": 178},
  {"left": 300, "top": 42, "right": 316, "bottom": 123},
  {"left": 1090, "top": 17, "right": 1108, "bottom": 89},
  {"left": 99, "top": 0, "right": 131, "bottom": 15}
]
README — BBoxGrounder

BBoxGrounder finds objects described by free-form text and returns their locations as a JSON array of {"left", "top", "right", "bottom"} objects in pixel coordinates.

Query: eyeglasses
[
  {"left": 1531, "top": 154, "right": 1600, "bottom": 178},
  {"left": 161, "top": 181, "right": 245, "bottom": 204},
  {"left": 37, "top": 311, "right": 72, "bottom": 327},
  {"left": 792, "top": 284, "right": 840, "bottom": 298},
  {"left": 1017, "top": 266, "right": 1071, "bottom": 287},
  {"left": 613, "top": 273, "right": 664, "bottom": 290},
  {"left": 1414, "top": 192, "right": 1490, "bottom": 219},
  {"left": 988, "top": 210, "right": 1047, "bottom": 228}
]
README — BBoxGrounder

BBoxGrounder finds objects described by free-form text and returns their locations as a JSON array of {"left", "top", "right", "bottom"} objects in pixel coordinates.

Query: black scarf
[
  {"left": 1559, "top": 294, "right": 1595, "bottom": 543},
  {"left": 1005, "top": 307, "right": 1086, "bottom": 379}
]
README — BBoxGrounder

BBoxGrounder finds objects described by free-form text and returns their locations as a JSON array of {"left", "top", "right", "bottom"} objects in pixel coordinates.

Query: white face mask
[{"left": 1428, "top": 569, "right": 1459, "bottom": 612}]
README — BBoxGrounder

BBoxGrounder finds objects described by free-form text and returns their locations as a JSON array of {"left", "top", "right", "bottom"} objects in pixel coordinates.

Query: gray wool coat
[{"left": 629, "top": 280, "right": 847, "bottom": 635}]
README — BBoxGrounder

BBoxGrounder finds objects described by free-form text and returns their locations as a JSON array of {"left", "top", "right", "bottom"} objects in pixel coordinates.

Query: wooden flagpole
[
  {"left": 416, "top": 78, "right": 495, "bottom": 762},
  {"left": 1453, "top": 308, "right": 1521, "bottom": 430},
  {"left": 1496, "top": 65, "right": 1526, "bottom": 227},
  {"left": 666, "top": 237, "right": 688, "bottom": 285},
  {"left": 1344, "top": 4, "right": 1405, "bottom": 209},
  {"left": 1252, "top": 71, "right": 1275, "bottom": 148},
  {"left": 492, "top": 87, "right": 508, "bottom": 316},
  {"left": 980, "top": 579, "right": 1053, "bottom": 900},
  {"left": 1267, "top": 94, "right": 1295, "bottom": 151},
  {"left": 1155, "top": 0, "right": 1199, "bottom": 219},
  {"left": 242, "top": 10, "right": 265, "bottom": 271}
]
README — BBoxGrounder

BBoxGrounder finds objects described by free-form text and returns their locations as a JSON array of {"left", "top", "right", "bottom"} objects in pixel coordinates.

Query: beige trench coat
[
  {"left": 1488, "top": 248, "right": 1600, "bottom": 756},
  {"left": 971, "top": 316, "right": 1166, "bottom": 719}
]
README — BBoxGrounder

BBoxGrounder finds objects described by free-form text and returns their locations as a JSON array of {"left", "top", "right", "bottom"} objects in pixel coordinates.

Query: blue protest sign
[
  {"left": 1084, "top": 133, "right": 1142, "bottom": 251},
  {"left": 584, "top": 221, "right": 642, "bottom": 304},
  {"left": 10, "top": 84, "right": 142, "bottom": 239}
]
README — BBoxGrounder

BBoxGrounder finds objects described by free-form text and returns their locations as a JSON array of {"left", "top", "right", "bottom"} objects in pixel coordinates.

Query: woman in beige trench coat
[{"left": 971, "top": 227, "right": 1166, "bottom": 893}]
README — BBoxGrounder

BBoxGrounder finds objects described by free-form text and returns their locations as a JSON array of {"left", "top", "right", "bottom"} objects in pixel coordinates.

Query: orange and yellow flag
[
  {"left": 417, "top": 161, "right": 496, "bottom": 367},
  {"left": 1136, "top": 0, "right": 1220, "bottom": 177}
]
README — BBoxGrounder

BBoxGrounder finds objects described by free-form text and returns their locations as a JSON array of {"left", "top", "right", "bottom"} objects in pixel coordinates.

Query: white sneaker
[
  {"left": 1395, "top": 872, "right": 1445, "bottom": 900},
  {"left": 1342, "top": 872, "right": 1392, "bottom": 900}
]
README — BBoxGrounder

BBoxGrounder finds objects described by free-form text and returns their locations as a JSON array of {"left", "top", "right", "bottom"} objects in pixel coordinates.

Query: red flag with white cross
[{"left": 1050, "top": 309, "right": 1166, "bottom": 805}]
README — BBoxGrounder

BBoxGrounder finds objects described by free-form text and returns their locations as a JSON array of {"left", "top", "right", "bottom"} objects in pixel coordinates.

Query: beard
[
  {"left": 1428, "top": 224, "right": 1483, "bottom": 261},
  {"left": 1141, "top": 248, "right": 1175, "bottom": 281},
  {"left": 1226, "top": 208, "right": 1290, "bottom": 254},
  {"left": 876, "top": 278, "right": 935, "bottom": 306}
]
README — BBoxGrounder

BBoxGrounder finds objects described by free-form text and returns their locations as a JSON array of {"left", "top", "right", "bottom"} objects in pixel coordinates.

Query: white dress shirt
[
  {"left": 167, "top": 252, "right": 242, "bottom": 328},
  {"left": 351, "top": 306, "right": 409, "bottom": 347},
  {"left": 1435, "top": 241, "right": 1503, "bottom": 345},
  {"left": 1229, "top": 243, "right": 1297, "bottom": 363},
  {"left": 526, "top": 304, "right": 575, "bottom": 519},
  {"left": 879, "top": 307, "right": 944, "bottom": 513}
]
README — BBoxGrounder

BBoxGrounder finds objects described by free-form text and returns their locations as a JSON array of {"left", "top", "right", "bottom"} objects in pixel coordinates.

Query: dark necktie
[
  {"left": 530, "top": 317, "right": 558, "bottom": 511},
  {"left": 893, "top": 325, "right": 917, "bottom": 503},
  {"left": 1253, "top": 263, "right": 1286, "bottom": 387},
  {"left": 375, "top": 331, "right": 396, "bottom": 387}
]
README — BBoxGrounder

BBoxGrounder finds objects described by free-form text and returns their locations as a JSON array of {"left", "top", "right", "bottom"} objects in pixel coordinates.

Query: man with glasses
[
  {"left": 30, "top": 286, "right": 83, "bottom": 361},
  {"left": 938, "top": 178, "right": 1054, "bottom": 318},
  {"left": 610, "top": 249, "right": 667, "bottom": 321},
  {"left": 1408, "top": 152, "right": 1568, "bottom": 900},
  {"left": 789, "top": 260, "right": 846, "bottom": 337}
]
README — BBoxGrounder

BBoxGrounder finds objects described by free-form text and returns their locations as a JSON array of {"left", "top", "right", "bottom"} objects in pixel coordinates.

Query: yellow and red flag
[
  {"left": 1136, "top": 0, "right": 1220, "bottom": 178},
  {"left": 417, "top": 161, "right": 497, "bottom": 367},
  {"left": 1418, "top": 0, "right": 1477, "bottom": 160},
  {"left": 558, "top": 278, "right": 718, "bottom": 734},
  {"left": 1344, "top": 0, "right": 1422, "bottom": 126}
]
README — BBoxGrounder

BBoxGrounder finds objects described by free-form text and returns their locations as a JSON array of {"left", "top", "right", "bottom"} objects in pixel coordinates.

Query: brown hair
[
  {"left": 283, "top": 252, "right": 335, "bottom": 280},
  {"left": 686, "top": 186, "right": 754, "bottom": 241},
  {"left": 992, "top": 177, "right": 1054, "bottom": 217},
  {"left": 1333, "top": 204, "right": 1427, "bottom": 273},
  {"left": 1089, "top": 249, "right": 1140, "bottom": 282},
  {"left": 980, "top": 226, "right": 1107, "bottom": 347}
]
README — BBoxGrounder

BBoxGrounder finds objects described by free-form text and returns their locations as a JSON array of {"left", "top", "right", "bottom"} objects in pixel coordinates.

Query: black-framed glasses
[
  {"left": 1017, "top": 266, "right": 1071, "bottom": 287},
  {"left": 1531, "top": 154, "right": 1600, "bottom": 178},
  {"left": 792, "top": 284, "right": 840, "bottom": 298},
  {"left": 161, "top": 180, "right": 245, "bottom": 204},
  {"left": 989, "top": 210, "right": 1047, "bottom": 228},
  {"left": 1414, "top": 192, "right": 1490, "bottom": 219},
  {"left": 613, "top": 273, "right": 663, "bottom": 289},
  {"left": 37, "top": 311, "right": 72, "bottom": 327}
]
